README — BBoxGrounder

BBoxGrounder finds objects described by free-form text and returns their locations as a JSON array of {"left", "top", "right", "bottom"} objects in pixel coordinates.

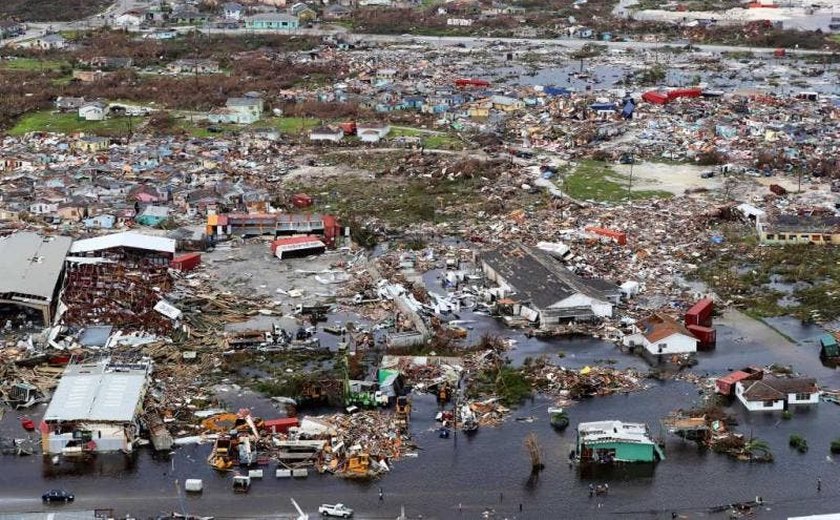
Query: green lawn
[
  {"left": 563, "top": 160, "right": 672, "bottom": 202},
  {"left": 0, "top": 57, "right": 69, "bottom": 72},
  {"left": 390, "top": 127, "right": 462, "bottom": 150},
  {"left": 265, "top": 116, "right": 320, "bottom": 134},
  {"left": 9, "top": 110, "right": 135, "bottom": 137}
]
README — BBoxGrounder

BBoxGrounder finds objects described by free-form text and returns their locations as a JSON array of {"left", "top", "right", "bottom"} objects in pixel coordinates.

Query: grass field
[
  {"left": 9, "top": 110, "right": 134, "bottom": 137},
  {"left": 564, "top": 160, "right": 672, "bottom": 202},
  {"left": 390, "top": 127, "right": 462, "bottom": 150},
  {"left": 265, "top": 116, "right": 320, "bottom": 134},
  {"left": 0, "top": 58, "right": 69, "bottom": 72}
]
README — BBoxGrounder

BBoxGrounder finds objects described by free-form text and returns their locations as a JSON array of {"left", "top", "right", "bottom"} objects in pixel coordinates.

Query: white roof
[
  {"left": 0, "top": 232, "right": 72, "bottom": 302},
  {"left": 43, "top": 358, "right": 151, "bottom": 422},
  {"left": 577, "top": 420, "right": 653, "bottom": 444},
  {"left": 69, "top": 231, "right": 175, "bottom": 255}
]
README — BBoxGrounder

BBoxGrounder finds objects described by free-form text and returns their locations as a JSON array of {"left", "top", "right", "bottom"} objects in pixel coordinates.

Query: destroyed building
[
  {"left": 41, "top": 357, "right": 153, "bottom": 454},
  {"left": 0, "top": 232, "right": 72, "bottom": 326},
  {"left": 61, "top": 232, "right": 176, "bottom": 333},
  {"left": 480, "top": 245, "right": 618, "bottom": 327}
]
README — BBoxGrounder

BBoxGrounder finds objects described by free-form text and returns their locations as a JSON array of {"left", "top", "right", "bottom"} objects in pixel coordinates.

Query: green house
[
  {"left": 577, "top": 420, "right": 664, "bottom": 464},
  {"left": 244, "top": 13, "right": 299, "bottom": 30}
]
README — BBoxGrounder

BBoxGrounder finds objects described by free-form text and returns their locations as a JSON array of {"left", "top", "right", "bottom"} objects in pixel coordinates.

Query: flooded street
[{"left": 3, "top": 307, "right": 840, "bottom": 519}]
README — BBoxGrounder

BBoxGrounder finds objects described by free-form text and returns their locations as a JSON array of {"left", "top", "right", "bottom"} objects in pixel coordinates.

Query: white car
[{"left": 318, "top": 504, "right": 354, "bottom": 518}]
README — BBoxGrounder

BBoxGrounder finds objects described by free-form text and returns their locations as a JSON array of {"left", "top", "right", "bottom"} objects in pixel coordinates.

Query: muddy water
[{"left": 2, "top": 301, "right": 840, "bottom": 518}]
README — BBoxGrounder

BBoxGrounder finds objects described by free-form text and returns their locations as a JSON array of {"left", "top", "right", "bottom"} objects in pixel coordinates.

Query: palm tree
[{"left": 744, "top": 437, "right": 773, "bottom": 462}]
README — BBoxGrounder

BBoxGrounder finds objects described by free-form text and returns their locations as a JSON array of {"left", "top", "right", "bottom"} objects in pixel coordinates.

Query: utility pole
[{"left": 626, "top": 153, "right": 635, "bottom": 200}]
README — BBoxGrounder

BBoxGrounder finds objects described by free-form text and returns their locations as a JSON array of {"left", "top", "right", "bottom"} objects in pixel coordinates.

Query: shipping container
[
  {"left": 667, "top": 88, "right": 702, "bottom": 101},
  {"left": 642, "top": 91, "right": 669, "bottom": 105},
  {"left": 715, "top": 367, "right": 763, "bottom": 396},
  {"left": 455, "top": 78, "right": 490, "bottom": 89},
  {"left": 584, "top": 226, "right": 627, "bottom": 246},
  {"left": 687, "top": 324, "right": 716, "bottom": 349},
  {"left": 262, "top": 417, "right": 300, "bottom": 434},
  {"left": 685, "top": 298, "right": 714, "bottom": 327},
  {"left": 170, "top": 252, "right": 201, "bottom": 271}
]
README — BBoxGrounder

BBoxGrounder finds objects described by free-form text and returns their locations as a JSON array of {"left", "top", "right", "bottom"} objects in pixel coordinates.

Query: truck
[{"left": 318, "top": 503, "right": 354, "bottom": 518}]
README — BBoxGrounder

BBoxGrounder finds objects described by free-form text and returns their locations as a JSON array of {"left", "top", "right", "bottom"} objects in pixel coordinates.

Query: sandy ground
[
  {"left": 613, "top": 161, "right": 722, "bottom": 194},
  {"left": 203, "top": 241, "right": 355, "bottom": 310}
]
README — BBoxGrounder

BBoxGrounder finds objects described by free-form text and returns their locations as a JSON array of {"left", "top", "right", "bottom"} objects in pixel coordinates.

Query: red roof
[
  {"left": 263, "top": 417, "right": 300, "bottom": 427},
  {"left": 272, "top": 235, "right": 323, "bottom": 247}
]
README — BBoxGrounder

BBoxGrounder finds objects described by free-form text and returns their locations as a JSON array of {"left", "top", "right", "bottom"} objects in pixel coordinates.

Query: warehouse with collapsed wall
[
  {"left": 40, "top": 357, "right": 153, "bottom": 454},
  {"left": 0, "top": 232, "right": 72, "bottom": 327},
  {"left": 480, "top": 245, "right": 619, "bottom": 327},
  {"left": 61, "top": 232, "right": 176, "bottom": 334}
]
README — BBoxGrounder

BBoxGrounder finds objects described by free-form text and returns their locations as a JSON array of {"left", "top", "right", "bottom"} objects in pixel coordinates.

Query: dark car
[{"left": 42, "top": 489, "right": 74, "bottom": 503}]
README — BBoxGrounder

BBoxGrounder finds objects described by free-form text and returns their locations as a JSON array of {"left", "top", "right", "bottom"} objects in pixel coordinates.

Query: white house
[
  {"left": 222, "top": 2, "right": 244, "bottom": 20},
  {"left": 34, "top": 33, "right": 67, "bottom": 50},
  {"left": 735, "top": 376, "right": 819, "bottom": 412},
  {"left": 357, "top": 124, "right": 391, "bottom": 143},
  {"left": 623, "top": 313, "right": 698, "bottom": 357},
  {"left": 309, "top": 126, "right": 344, "bottom": 143},
  {"left": 79, "top": 102, "right": 108, "bottom": 121}
]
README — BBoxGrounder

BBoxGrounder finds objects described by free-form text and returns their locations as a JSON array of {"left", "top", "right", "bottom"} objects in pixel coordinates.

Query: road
[{"left": 1, "top": 0, "right": 834, "bottom": 56}]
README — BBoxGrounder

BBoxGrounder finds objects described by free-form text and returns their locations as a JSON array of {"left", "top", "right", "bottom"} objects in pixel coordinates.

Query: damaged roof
[
  {"left": 481, "top": 245, "right": 615, "bottom": 309},
  {"left": 43, "top": 358, "right": 152, "bottom": 423},
  {"left": 639, "top": 313, "right": 695, "bottom": 343},
  {"left": 0, "top": 232, "right": 72, "bottom": 303}
]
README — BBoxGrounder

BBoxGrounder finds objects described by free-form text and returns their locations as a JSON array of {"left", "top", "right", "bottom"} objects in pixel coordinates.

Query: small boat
[
  {"left": 548, "top": 407, "right": 569, "bottom": 430},
  {"left": 20, "top": 417, "right": 35, "bottom": 431}
]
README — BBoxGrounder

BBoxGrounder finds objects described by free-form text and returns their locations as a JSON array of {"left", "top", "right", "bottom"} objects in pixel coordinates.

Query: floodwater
[{"left": 3, "top": 298, "right": 840, "bottom": 518}]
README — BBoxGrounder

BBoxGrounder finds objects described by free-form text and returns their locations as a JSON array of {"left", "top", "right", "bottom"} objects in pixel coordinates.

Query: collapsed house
[
  {"left": 41, "top": 357, "right": 153, "bottom": 454},
  {"left": 480, "top": 245, "right": 618, "bottom": 327},
  {"left": 0, "top": 232, "right": 72, "bottom": 326},
  {"left": 61, "top": 232, "right": 176, "bottom": 333},
  {"left": 206, "top": 213, "right": 345, "bottom": 247}
]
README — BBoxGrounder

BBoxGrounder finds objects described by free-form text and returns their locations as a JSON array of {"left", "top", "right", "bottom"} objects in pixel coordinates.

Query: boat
[
  {"left": 20, "top": 417, "right": 35, "bottom": 431},
  {"left": 548, "top": 407, "right": 569, "bottom": 430}
]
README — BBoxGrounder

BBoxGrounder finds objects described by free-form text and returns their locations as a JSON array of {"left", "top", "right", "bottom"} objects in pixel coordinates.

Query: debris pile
[{"left": 524, "top": 361, "right": 647, "bottom": 400}]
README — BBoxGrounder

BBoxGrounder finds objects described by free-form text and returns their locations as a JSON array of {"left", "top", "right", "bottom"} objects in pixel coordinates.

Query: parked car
[
  {"left": 42, "top": 489, "right": 74, "bottom": 503},
  {"left": 700, "top": 171, "right": 715, "bottom": 179},
  {"left": 318, "top": 503, "right": 354, "bottom": 518}
]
